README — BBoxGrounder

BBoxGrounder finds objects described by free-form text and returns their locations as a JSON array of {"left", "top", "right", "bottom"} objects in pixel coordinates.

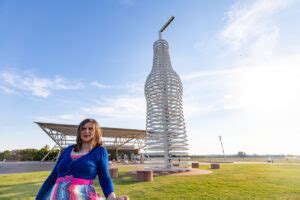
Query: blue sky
[{"left": 1, "top": 0, "right": 300, "bottom": 155}]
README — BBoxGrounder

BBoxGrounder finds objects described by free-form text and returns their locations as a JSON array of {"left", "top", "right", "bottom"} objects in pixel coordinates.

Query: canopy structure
[{"left": 36, "top": 122, "right": 146, "bottom": 161}]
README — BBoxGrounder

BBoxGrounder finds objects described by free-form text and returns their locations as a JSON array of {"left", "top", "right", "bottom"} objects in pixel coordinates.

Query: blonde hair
[{"left": 74, "top": 118, "right": 103, "bottom": 152}]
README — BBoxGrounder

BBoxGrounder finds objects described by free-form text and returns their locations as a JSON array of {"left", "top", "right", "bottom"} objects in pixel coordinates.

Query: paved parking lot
[{"left": 0, "top": 161, "right": 55, "bottom": 174}]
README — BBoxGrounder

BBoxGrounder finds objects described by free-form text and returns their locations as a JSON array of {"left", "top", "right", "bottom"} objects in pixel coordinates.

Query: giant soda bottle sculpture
[{"left": 144, "top": 17, "right": 189, "bottom": 170}]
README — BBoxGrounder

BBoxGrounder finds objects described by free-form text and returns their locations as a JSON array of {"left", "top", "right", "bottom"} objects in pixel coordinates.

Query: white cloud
[
  {"left": 181, "top": 0, "right": 300, "bottom": 154},
  {"left": 182, "top": 0, "right": 298, "bottom": 118},
  {"left": 221, "top": 0, "right": 293, "bottom": 53},
  {"left": 91, "top": 81, "right": 111, "bottom": 89},
  {"left": 83, "top": 95, "right": 145, "bottom": 121},
  {"left": 181, "top": 68, "right": 242, "bottom": 81},
  {"left": 218, "top": 0, "right": 300, "bottom": 114},
  {"left": 38, "top": 95, "right": 146, "bottom": 128},
  {"left": 0, "top": 85, "right": 16, "bottom": 94},
  {"left": 0, "top": 70, "right": 84, "bottom": 97},
  {"left": 36, "top": 113, "right": 88, "bottom": 124},
  {"left": 181, "top": 67, "right": 246, "bottom": 118},
  {"left": 125, "top": 81, "right": 144, "bottom": 94},
  {"left": 36, "top": 78, "right": 146, "bottom": 128}
]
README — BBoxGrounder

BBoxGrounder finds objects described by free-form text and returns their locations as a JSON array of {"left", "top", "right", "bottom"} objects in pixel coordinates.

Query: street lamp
[{"left": 219, "top": 136, "right": 225, "bottom": 160}]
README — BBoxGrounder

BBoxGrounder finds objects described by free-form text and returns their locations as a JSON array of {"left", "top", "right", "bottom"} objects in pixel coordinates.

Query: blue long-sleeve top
[{"left": 36, "top": 145, "right": 114, "bottom": 199}]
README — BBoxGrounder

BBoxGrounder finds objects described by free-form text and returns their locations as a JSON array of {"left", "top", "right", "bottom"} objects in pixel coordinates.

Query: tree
[
  {"left": 34, "top": 145, "right": 50, "bottom": 160},
  {"left": 20, "top": 149, "right": 38, "bottom": 161},
  {"left": 237, "top": 151, "right": 247, "bottom": 158},
  {"left": 0, "top": 150, "right": 10, "bottom": 160}
]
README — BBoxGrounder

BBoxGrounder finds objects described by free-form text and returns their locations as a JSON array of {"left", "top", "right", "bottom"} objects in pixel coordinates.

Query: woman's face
[{"left": 80, "top": 122, "right": 95, "bottom": 143}]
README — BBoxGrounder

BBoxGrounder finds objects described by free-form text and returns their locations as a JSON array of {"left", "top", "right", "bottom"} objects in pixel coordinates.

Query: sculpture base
[{"left": 144, "top": 167, "right": 191, "bottom": 172}]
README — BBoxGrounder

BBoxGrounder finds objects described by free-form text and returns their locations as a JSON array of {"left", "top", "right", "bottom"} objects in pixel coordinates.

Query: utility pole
[{"left": 219, "top": 136, "right": 225, "bottom": 160}]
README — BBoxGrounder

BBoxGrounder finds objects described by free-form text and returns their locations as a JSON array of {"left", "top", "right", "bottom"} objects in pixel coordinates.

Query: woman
[{"left": 36, "top": 119, "right": 129, "bottom": 200}]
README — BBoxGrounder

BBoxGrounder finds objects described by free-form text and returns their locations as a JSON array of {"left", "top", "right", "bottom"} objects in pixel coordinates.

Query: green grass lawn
[
  {"left": 1, "top": 164, "right": 300, "bottom": 199},
  {"left": 195, "top": 157, "right": 300, "bottom": 164}
]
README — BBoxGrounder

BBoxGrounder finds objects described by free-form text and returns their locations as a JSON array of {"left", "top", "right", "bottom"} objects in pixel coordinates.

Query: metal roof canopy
[
  {"left": 36, "top": 122, "right": 146, "bottom": 139},
  {"left": 36, "top": 121, "right": 146, "bottom": 150},
  {"left": 36, "top": 122, "right": 146, "bottom": 161}
]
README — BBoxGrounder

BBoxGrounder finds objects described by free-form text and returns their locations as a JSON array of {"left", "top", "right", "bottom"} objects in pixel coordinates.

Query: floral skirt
[{"left": 45, "top": 181, "right": 106, "bottom": 200}]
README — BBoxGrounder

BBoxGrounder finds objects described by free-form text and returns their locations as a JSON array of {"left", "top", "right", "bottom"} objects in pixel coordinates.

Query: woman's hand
[
  {"left": 107, "top": 192, "right": 129, "bottom": 200},
  {"left": 113, "top": 195, "right": 129, "bottom": 200}
]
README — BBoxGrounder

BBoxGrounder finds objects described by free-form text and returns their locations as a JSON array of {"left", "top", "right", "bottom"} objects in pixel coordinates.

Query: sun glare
[{"left": 236, "top": 66, "right": 300, "bottom": 114}]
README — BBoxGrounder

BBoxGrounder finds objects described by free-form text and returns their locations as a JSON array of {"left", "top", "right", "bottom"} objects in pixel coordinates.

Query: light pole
[{"left": 219, "top": 136, "right": 225, "bottom": 160}]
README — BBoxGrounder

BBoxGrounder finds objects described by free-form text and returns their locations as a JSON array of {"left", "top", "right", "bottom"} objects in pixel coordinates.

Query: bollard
[
  {"left": 211, "top": 163, "right": 220, "bottom": 169},
  {"left": 136, "top": 170, "right": 153, "bottom": 182},
  {"left": 109, "top": 168, "right": 118, "bottom": 179},
  {"left": 192, "top": 162, "right": 199, "bottom": 168}
]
